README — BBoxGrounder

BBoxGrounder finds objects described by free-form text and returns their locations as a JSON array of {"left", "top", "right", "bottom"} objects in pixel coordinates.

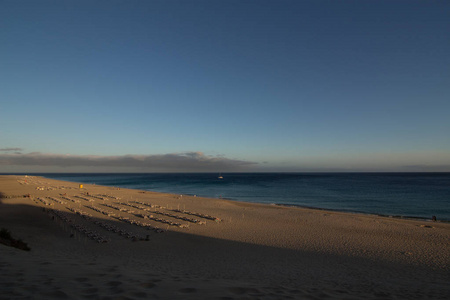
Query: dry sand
[{"left": 0, "top": 175, "right": 449, "bottom": 299}]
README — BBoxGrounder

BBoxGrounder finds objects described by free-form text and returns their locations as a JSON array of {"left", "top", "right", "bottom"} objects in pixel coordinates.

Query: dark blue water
[{"left": 23, "top": 173, "right": 450, "bottom": 221}]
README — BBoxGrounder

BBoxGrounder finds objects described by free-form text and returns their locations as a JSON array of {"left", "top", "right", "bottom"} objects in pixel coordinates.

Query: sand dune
[{"left": 1, "top": 175, "right": 449, "bottom": 299}]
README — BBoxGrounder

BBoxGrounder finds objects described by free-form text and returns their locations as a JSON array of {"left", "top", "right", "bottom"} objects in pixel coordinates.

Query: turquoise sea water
[{"left": 19, "top": 173, "right": 450, "bottom": 221}]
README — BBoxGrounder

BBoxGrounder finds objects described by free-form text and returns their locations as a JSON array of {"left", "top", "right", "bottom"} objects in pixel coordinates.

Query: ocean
[{"left": 26, "top": 173, "right": 450, "bottom": 221}]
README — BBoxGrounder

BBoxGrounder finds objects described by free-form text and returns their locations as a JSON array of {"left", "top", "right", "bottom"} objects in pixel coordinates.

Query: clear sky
[{"left": 1, "top": 0, "right": 449, "bottom": 172}]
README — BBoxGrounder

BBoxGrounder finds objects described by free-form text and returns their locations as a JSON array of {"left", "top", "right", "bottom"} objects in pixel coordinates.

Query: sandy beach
[{"left": 0, "top": 175, "right": 449, "bottom": 299}]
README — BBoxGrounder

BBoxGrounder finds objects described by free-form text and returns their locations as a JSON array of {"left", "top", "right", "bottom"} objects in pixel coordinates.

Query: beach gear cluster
[{"left": 31, "top": 188, "right": 222, "bottom": 244}]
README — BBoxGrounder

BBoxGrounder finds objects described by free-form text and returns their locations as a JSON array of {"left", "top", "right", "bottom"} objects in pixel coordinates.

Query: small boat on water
[{"left": 218, "top": 173, "right": 223, "bottom": 179}]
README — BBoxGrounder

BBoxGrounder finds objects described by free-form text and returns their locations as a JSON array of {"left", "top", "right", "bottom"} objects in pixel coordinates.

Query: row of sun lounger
[
  {"left": 33, "top": 191, "right": 222, "bottom": 243},
  {"left": 98, "top": 194, "right": 121, "bottom": 200},
  {"left": 47, "top": 207, "right": 109, "bottom": 243},
  {"left": 107, "top": 202, "right": 188, "bottom": 228},
  {"left": 66, "top": 206, "right": 149, "bottom": 240},
  {"left": 85, "top": 204, "right": 116, "bottom": 217},
  {"left": 135, "top": 213, "right": 188, "bottom": 228},
  {"left": 59, "top": 195, "right": 81, "bottom": 203},
  {"left": 130, "top": 200, "right": 164, "bottom": 209},
  {"left": 130, "top": 200, "right": 221, "bottom": 222},
  {"left": 112, "top": 215, "right": 165, "bottom": 233},
  {"left": 46, "top": 196, "right": 67, "bottom": 205},
  {"left": 83, "top": 204, "right": 164, "bottom": 234},
  {"left": 37, "top": 197, "right": 53, "bottom": 206},
  {"left": 74, "top": 195, "right": 95, "bottom": 202},
  {"left": 170, "top": 208, "right": 222, "bottom": 222},
  {"left": 101, "top": 202, "right": 180, "bottom": 228},
  {"left": 121, "top": 202, "right": 205, "bottom": 225},
  {"left": 84, "top": 194, "right": 106, "bottom": 201}
]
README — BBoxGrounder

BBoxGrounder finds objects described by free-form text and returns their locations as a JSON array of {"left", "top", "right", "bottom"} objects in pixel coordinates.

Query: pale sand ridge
[{"left": 0, "top": 175, "right": 449, "bottom": 299}]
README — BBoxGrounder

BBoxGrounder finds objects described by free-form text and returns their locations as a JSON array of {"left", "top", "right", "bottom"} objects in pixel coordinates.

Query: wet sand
[{"left": 1, "top": 175, "right": 449, "bottom": 299}]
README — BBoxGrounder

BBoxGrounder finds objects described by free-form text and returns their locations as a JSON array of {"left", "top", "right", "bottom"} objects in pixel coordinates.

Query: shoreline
[
  {"left": 10, "top": 172, "right": 450, "bottom": 222},
  {"left": 274, "top": 203, "right": 449, "bottom": 223},
  {"left": 1, "top": 175, "right": 449, "bottom": 299},
  {"left": 1, "top": 190, "right": 446, "bottom": 223}
]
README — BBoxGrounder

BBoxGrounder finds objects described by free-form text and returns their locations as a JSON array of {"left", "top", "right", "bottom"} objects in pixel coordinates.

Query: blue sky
[{"left": 1, "top": 0, "right": 449, "bottom": 172}]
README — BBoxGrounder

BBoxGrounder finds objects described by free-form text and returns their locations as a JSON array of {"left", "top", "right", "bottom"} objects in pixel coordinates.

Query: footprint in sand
[
  {"left": 178, "top": 287, "right": 197, "bottom": 293},
  {"left": 22, "top": 285, "right": 39, "bottom": 292},
  {"left": 132, "top": 291, "right": 147, "bottom": 298},
  {"left": 228, "top": 287, "right": 260, "bottom": 295},
  {"left": 106, "top": 266, "right": 119, "bottom": 272},
  {"left": 1, "top": 281, "right": 16, "bottom": 287},
  {"left": 289, "top": 289, "right": 302, "bottom": 295},
  {"left": 140, "top": 282, "right": 156, "bottom": 288},
  {"left": 40, "top": 289, "right": 69, "bottom": 298},
  {"left": 109, "top": 286, "right": 124, "bottom": 294},
  {"left": 82, "top": 287, "right": 98, "bottom": 294}
]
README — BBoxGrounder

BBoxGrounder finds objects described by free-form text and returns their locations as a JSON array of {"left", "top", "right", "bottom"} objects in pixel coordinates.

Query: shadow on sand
[{"left": 0, "top": 197, "right": 449, "bottom": 300}]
